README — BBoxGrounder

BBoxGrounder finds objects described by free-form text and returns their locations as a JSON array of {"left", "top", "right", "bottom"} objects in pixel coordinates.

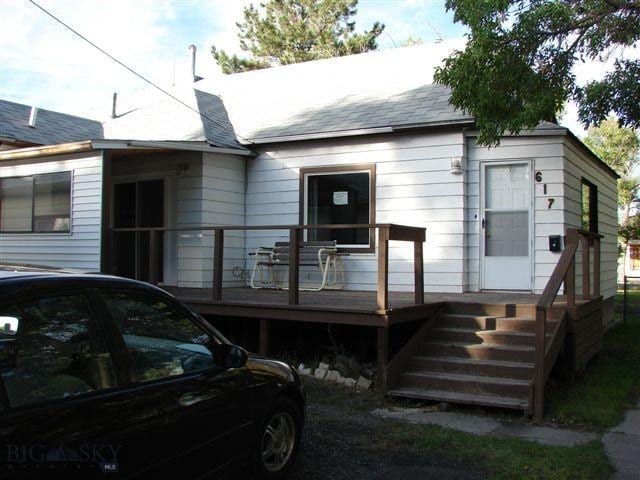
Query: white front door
[{"left": 481, "top": 161, "right": 533, "bottom": 291}]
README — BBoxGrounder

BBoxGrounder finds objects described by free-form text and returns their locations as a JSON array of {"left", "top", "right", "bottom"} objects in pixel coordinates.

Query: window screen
[
  {"left": 0, "top": 177, "right": 33, "bottom": 232},
  {"left": 0, "top": 172, "right": 71, "bottom": 233}
]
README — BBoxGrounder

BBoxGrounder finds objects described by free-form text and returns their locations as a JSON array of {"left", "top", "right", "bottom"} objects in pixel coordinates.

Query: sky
[{"left": 0, "top": 0, "right": 635, "bottom": 137}]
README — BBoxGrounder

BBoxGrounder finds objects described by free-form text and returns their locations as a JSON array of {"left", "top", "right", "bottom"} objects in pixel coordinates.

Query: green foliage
[
  {"left": 211, "top": 0, "right": 384, "bottom": 74},
  {"left": 584, "top": 118, "right": 640, "bottom": 229},
  {"left": 619, "top": 213, "right": 640, "bottom": 242},
  {"left": 434, "top": 0, "right": 640, "bottom": 145}
]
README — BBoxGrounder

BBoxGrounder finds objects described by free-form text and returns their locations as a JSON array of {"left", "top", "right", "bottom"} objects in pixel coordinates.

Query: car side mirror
[{"left": 220, "top": 344, "right": 248, "bottom": 369}]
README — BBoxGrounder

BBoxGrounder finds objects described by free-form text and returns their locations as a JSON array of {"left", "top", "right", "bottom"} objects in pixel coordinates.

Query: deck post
[
  {"left": 108, "top": 229, "right": 116, "bottom": 274},
  {"left": 593, "top": 237, "right": 600, "bottom": 297},
  {"left": 414, "top": 240, "right": 424, "bottom": 305},
  {"left": 566, "top": 230, "right": 577, "bottom": 307},
  {"left": 623, "top": 275, "right": 628, "bottom": 324},
  {"left": 566, "top": 257, "right": 576, "bottom": 308},
  {"left": 581, "top": 235, "right": 591, "bottom": 300},
  {"left": 533, "top": 306, "right": 546, "bottom": 422},
  {"left": 212, "top": 229, "right": 224, "bottom": 302},
  {"left": 288, "top": 228, "right": 300, "bottom": 306},
  {"left": 377, "top": 227, "right": 389, "bottom": 311},
  {"left": 377, "top": 327, "right": 388, "bottom": 391},
  {"left": 259, "top": 318, "right": 270, "bottom": 356},
  {"left": 148, "top": 230, "right": 158, "bottom": 285}
]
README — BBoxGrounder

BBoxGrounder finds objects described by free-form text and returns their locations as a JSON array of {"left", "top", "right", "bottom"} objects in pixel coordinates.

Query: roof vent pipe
[
  {"left": 189, "top": 44, "right": 197, "bottom": 83},
  {"left": 112, "top": 92, "right": 118, "bottom": 118},
  {"left": 28, "top": 106, "right": 38, "bottom": 128},
  {"left": 189, "top": 45, "right": 203, "bottom": 82}
]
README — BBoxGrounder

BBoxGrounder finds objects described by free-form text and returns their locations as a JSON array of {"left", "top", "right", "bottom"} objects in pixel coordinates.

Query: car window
[
  {"left": 0, "top": 295, "right": 117, "bottom": 409},
  {"left": 101, "top": 292, "right": 216, "bottom": 383}
]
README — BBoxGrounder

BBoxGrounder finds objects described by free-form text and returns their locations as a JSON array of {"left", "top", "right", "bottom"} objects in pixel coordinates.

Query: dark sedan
[{"left": 0, "top": 268, "right": 304, "bottom": 478}]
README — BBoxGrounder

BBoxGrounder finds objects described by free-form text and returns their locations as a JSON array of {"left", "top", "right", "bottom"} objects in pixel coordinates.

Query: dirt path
[{"left": 288, "top": 403, "right": 485, "bottom": 480}]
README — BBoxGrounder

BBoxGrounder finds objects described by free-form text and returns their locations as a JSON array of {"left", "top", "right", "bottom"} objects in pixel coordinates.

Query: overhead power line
[{"left": 27, "top": 0, "right": 253, "bottom": 145}]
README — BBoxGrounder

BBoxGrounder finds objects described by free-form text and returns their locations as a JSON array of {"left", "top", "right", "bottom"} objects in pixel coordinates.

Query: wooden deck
[{"left": 163, "top": 286, "right": 550, "bottom": 327}]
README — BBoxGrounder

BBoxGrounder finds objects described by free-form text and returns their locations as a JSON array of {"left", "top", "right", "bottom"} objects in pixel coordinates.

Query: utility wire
[{"left": 27, "top": 0, "right": 253, "bottom": 145}]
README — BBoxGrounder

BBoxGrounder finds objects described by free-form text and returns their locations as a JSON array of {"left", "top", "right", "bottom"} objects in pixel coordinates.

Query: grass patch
[
  {"left": 303, "top": 378, "right": 612, "bottom": 479},
  {"left": 545, "top": 289, "right": 640, "bottom": 429},
  {"left": 401, "top": 423, "right": 612, "bottom": 480}
]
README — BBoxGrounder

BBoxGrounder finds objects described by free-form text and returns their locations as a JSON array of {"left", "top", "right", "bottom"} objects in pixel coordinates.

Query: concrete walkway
[
  {"left": 371, "top": 408, "right": 597, "bottom": 447},
  {"left": 602, "top": 403, "right": 640, "bottom": 480}
]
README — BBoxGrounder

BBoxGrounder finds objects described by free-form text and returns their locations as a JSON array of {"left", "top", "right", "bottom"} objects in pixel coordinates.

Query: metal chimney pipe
[
  {"left": 111, "top": 92, "right": 118, "bottom": 118},
  {"left": 28, "top": 106, "right": 38, "bottom": 127},
  {"left": 189, "top": 44, "right": 197, "bottom": 82}
]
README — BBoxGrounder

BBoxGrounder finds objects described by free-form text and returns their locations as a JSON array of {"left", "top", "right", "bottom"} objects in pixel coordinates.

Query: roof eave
[
  {"left": 241, "top": 119, "right": 475, "bottom": 145},
  {"left": 465, "top": 125, "right": 619, "bottom": 180},
  {"left": 0, "top": 140, "right": 94, "bottom": 161},
  {"left": 0, "top": 139, "right": 255, "bottom": 161},
  {"left": 94, "top": 139, "right": 254, "bottom": 156}
]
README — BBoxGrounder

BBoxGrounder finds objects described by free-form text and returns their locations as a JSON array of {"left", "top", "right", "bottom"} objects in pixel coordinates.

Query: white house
[{"left": 0, "top": 43, "right": 618, "bottom": 322}]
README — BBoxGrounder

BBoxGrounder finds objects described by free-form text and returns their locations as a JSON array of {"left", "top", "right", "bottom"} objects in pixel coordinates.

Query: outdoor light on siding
[
  {"left": 178, "top": 163, "right": 189, "bottom": 178},
  {"left": 450, "top": 157, "right": 464, "bottom": 174}
]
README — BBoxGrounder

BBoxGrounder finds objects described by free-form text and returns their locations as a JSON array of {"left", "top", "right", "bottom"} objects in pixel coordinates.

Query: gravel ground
[{"left": 287, "top": 403, "right": 485, "bottom": 480}]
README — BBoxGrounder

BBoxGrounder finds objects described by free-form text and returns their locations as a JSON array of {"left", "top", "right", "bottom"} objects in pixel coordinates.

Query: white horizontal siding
[
  {"left": 0, "top": 151, "right": 103, "bottom": 271},
  {"left": 562, "top": 138, "right": 618, "bottom": 301},
  {"left": 191, "top": 153, "right": 246, "bottom": 289},
  {"left": 247, "top": 132, "right": 467, "bottom": 292},
  {"left": 466, "top": 136, "right": 566, "bottom": 292}
]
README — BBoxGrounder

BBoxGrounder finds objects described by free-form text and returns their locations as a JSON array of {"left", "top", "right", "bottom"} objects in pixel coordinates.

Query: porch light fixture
[
  {"left": 178, "top": 163, "right": 189, "bottom": 178},
  {"left": 450, "top": 157, "right": 464, "bottom": 174}
]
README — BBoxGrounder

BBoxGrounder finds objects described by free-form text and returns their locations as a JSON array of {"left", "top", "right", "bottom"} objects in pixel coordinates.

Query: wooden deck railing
[
  {"left": 533, "top": 228, "right": 602, "bottom": 421},
  {"left": 108, "top": 223, "right": 426, "bottom": 310}
]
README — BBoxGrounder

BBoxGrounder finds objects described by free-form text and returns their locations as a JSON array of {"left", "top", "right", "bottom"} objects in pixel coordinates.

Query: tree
[
  {"left": 211, "top": 0, "right": 384, "bottom": 74},
  {"left": 584, "top": 118, "right": 640, "bottom": 227},
  {"left": 433, "top": 1, "right": 640, "bottom": 145},
  {"left": 620, "top": 213, "right": 640, "bottom": 242}
]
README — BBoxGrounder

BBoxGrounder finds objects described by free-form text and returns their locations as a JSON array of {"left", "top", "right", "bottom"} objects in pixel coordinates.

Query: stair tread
[
  {"left": 432, "top": 327, "right": 544, "bottom": 337},
  {"left": 387, "top": 387, "right": 529, "bottom": 409},
  {"left": 411, "top": 355, "right": 534, "bottom": 369},
  {"left": 402, "top": 370, "right": 531, "bottom": 386},
  {"left": 497, "top": 317, "right": 558, "bottom": 323},
  {"left": 423, "top": 340, "right": 534, "bottom": 351}
]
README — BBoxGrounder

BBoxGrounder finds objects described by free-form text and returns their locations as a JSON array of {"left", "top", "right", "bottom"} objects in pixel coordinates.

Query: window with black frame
[
  {"left": 581, "top": 179, "right": 598, "bottom": 233},
  {"left": 302, "top": 165, "right": 375, "bottom": 252},
  {"left": 0, "top": 172, "right": 71, "bottom": 233}
]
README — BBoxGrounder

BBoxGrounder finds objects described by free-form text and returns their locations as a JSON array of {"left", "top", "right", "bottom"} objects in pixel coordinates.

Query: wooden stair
[{"left": 388, "top": 304, "right": 563, "bottom": 413}]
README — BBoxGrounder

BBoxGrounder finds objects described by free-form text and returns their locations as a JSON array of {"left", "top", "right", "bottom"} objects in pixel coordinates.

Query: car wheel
[{"left": 256, "top": 397, "right": 301, "bottom": 479}]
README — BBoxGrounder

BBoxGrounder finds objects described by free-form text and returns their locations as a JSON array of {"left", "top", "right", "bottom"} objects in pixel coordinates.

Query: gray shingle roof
[
  {"left": 0, "top": 99, "right": 103, "bottom": 145},
  {"left": 101, "top": 88, "right": 243, "bottom": 150},
  {"left": 205, "top": 41, "right": 474, "bottom": 143},
  {"left": 1, "top": 42, "right": 476, "bottom": 148}
]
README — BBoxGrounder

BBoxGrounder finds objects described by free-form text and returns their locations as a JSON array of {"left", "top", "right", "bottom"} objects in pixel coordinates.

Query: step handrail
[{"left": 532, "top": 228, "right": 603, "bottom": 421}]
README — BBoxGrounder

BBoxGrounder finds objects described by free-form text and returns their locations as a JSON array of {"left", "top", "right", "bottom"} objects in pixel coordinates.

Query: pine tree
[{"left": 211, "top": 0, "right": 384, "bottom": 74}]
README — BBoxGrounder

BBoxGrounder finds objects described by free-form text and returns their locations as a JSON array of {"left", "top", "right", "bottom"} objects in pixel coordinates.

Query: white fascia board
[{"left": 91, "top": 139, "right": 254, "bottom": 156}]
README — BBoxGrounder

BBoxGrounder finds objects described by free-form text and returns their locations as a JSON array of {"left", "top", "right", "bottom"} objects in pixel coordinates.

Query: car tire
[{"left": 254, "top": 397, "right": 302, "bottom": 479}]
